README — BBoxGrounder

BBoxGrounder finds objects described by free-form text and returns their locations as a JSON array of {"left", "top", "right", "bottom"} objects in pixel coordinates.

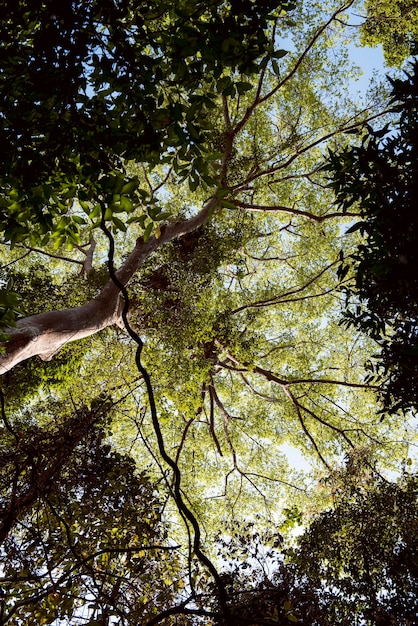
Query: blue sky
[{"left": 349, "top": 41, "right": 387, "bottom": 87}]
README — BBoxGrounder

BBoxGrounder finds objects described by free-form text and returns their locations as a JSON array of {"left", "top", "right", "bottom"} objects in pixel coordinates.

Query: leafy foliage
[
  {"left": 287, "top": 464, "right": 418, "bottom": 625},
  {"left": 1, "top": 1, "right": 418, "bottom": 624},
  {"left": 326, "top": 61, "right": 418, "bottom": 413},
  {"left": 0, "top": 0, "right": 294, "bottom": 248},
  {"left": 0, "top": 398, "right": 183, "bottom": 625},
  {"left": 210, "top": 461, "right": 418, "bottom": 626},
  {"left": 361, "top": 0, "right": 418, "bottom": 67},
  {"left": 0, "top": 278, "right": 21, "bottom": 335}
]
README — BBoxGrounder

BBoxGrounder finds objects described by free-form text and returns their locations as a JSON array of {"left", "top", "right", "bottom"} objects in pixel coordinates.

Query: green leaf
[
  {"left": 235, "top": 81, "right": 253, "bottom": 95},
  {"left": 72, "top": 215, "right": 86, "bottom": 225},
  {"left": 89, "top": 204, "right": 102, "bottom": 219},
  {"left": 120, "top": 196, "right": 134, "bottom": 212},
  {"left": 345, "top": 221, "right": 364, "bottom": 234},
  {"left": 121, "top": 180, "right": 139, "bottom": 194},
  {"left": 112, "top": 216, "right": 127, "bottom": 232},
  {"left": 219, "top": 200, "right": 237, "bottom": 209},
  {"left": 272, "top": 49, "right": 288, "bottom": 59},
  {"left": 153, "top": 211, "right": 171, "bottom": 221},
  {"left": 272, "top": 59, "right": 281, "bottom": 76},
  {"left": 143, "top": 222, "right": 154, "bottom": 242}
]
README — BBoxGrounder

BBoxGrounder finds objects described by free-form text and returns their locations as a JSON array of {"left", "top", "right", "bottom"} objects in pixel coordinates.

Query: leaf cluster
[
  {"left": 361, "top": 0, "right": 418, "bottom": 67},
  {"left": 0, "top": 398, "right": 182, "bottom": 625},
  {"left": 205, "top": 465, "right": 418, "bottom": 626},
  {"left": 326, "top": 61, "right": 418, "bottom": 413},
  {"left": 0, "top": 0, "right": 294, "bottom": 247},
  {"left": 0, "top": 277, "right": 22, "bottom": 334},
  {"left": 286, "top": 469, "right": 418, "bottom": 625}
]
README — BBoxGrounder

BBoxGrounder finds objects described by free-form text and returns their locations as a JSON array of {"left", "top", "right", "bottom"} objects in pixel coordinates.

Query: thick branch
[
  {"left": 0, "top": 198, "right": 218, "bottom": 374},
  {"left": 0, "top": 294, "right": 124, "bottom": 375}
]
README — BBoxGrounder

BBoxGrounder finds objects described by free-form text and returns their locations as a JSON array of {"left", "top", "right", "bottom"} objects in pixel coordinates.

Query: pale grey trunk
[
  {"left": 0, "top": 197, "right": 218, "bottom": 374},
  {"left": 0, "top": 291, "right": 123, "bottom": 374}
]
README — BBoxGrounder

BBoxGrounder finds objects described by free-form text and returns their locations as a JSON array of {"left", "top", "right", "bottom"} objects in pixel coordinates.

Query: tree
[
  {"left": 326, "top": 61, "right": 418, "bottom": 414},
  {"left": 360, "top": 0, "right": 418, "bottom": 67},
  {"left": 0, "top": 0, "right": 379, "bottom": 372},
  {"left": 0, "top": 396, "right": 185, "bottom": 625},
  {"left": 0, "top": 0, "right": 292, "bottom": 367},
  {"left": 286, "top": 463, "right": 418, "bottom": 625},
  {"left": 211, "top": 460, "right": 418, "bottom": 626},
  {"left": 1, "top": 0, "right": 416, "bottom": 623}
]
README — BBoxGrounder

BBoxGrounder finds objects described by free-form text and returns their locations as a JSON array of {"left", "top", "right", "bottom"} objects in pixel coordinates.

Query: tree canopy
[
  {"left": 1, "top": 0, "right": 417, "bottom": 624},
  {"left": 287, "top": 465, "right": 418, "bottom": 625},
  {"left": 360, "top": 0, "right": 418, "bottom": 67},
  {"left": 0, "top": 0, "right": 291, "bottom": 248},
  {"left": 213, "top": 459, "right": 418, "bottom": 626},
  {"left": 326, "top": 61, "right": 418, "bottom": 413}
]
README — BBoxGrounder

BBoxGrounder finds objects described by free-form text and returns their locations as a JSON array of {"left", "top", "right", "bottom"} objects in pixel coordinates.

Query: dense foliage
[
  {"left": 0, "top": 0, "right": 417, "bottom": 624},
  {"left": 327, "top": 62, "right": 418, "bottom": 413},
  {"left": 0, "top": 398, "right": 185, "bottom": 625},
  {"left": 214, "top": 463, "right": 418, "bottom": 625},
  {"left": 0, "top": 0, "right": 292, "bottom": 249},
  {"left": 361, "top": 0, "right": 418, "bottom": 66},
  {"left": 287, "top": 464, "right": 418, "bottom": 625}
]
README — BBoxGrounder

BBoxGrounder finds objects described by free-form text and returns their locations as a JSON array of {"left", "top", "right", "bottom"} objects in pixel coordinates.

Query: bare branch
[
  {"left": 240, "top": 373, "right": 280, "bottom": 403},
  {"left": 17, "top": 245, "right": 84, "bottom": 266},
  {"left": 174, "top": 417, "right": 196, "bottom": 467},
  {"left": 235, "top": 200, "right": 359, "bottom": 222},
  {"left": 0, "top": 250, "right": 31, "bottom": 269},
  {"left": 80, "top": 237, "right": 96, "bottom": 276},
  {"left": 240, "top": 109, "right": 390, "bottom": 189},
  {"left": 282, "top": 384, "right": 331, "bottom": 468},
  {"left": 222, "top": 94, "right": 232, "bottom": 133},
  {"left": 294, "top": 397, "right": 355, "bottom": 448},
  {"left": 213, "top": 344, "right": 377, "bottom": 467},
  {"left": 227, "top": 261, "right": 337, "bottom": 316},
  {"left": 208, "top": 385, "right": 224, "bottom": 457},
  {"left": 210, "top": 381, "right": 237, "bottom": 467},
  {"left": 242, "top": 470, "right": 307, "bottom": 492},
  {"left": 259, "top": 1, "right": 356, "bottom": 105}
]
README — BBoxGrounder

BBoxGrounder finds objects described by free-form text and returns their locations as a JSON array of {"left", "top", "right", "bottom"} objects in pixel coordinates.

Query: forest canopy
[{"left": 0, "top": 1, "right": 417, "bottom": 624}]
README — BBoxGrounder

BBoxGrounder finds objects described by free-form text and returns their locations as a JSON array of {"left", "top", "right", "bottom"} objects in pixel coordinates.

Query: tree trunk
[
  {"left": 0, "top": 198, "right": 217, "bottom": 374},
  {"left": 0, "top": 291, "right": 123, "bottom": 374}
]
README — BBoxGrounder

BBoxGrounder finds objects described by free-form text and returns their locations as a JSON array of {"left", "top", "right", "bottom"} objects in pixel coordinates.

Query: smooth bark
[{"left": 0, "top": 199, "right": 218, "bottom": 374}]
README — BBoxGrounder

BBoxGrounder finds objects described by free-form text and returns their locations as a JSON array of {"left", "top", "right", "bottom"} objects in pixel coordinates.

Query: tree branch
[
  {"left": 235, "top": 200, "right": 359, "bottom": 222},
  {"left": 226, "top": 261, "right": 337, "bottom": 317},
  {"left": 0, "top": 196, "right": 220, "bottom": 374}
]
